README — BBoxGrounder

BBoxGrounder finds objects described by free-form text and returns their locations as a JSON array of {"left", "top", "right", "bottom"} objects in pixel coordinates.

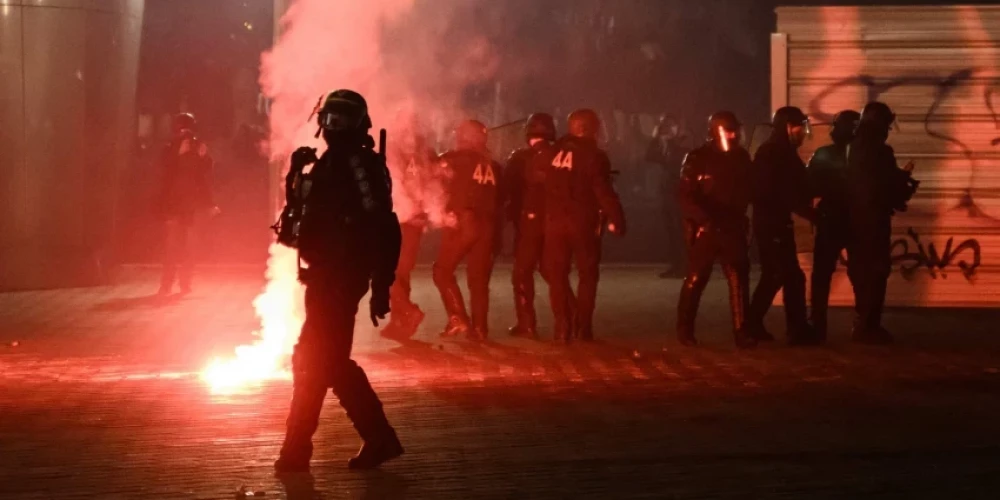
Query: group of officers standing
[
  {"left": 676, "top": 103, "right": 918, "bottom": 350},
  {"left": 382, "top": 109, "right": 626, "bottom": 344},
  {"left": 270, "top": 90, "right": 918, "bottom": 472},
  {"left": 383, "top": 101, "right": 918, "bottom": 350}
]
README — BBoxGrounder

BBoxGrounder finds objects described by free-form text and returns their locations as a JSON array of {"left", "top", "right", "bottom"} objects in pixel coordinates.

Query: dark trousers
[
  {"left": 811, "top": 214, "right": 851, "bottom": 335},
  {"left": 511, "top": 214, "right": 545, "bottom": 330},
  {"left": 542, "top": 215, "right": 602, "bottom": 338},
  {"left": 160, "top": 219, "right": 193, "bottom": 292},
  {"left": 279, "top": 274, "right": 393, "bottom": 463},
  {"left": 677, "top": 226, "right": 750, "bottom": 336},
  {"left": 848, "top": 219, "right": 892, "bottom": 331},
  {"left": 432, "top": 211, "right": 496, "bottom": 332},
  {"left": 389, "top": 222, "right": 424, "bottom": 314},
  {"left": 749, "top": 223, "right": 809, "bottom": 335},
  {"left": 662, "top": 183, "right": 686, "bottom": 271}
]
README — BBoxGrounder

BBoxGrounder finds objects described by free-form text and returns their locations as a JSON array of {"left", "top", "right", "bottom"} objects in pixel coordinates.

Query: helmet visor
[{"left": 318, "top": 99, "right": 366, "bottom": 131}]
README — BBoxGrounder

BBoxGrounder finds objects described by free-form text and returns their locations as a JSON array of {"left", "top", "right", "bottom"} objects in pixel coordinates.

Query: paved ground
[{"left": 2, "top": 266, "right": 1000, "bottom": 499}]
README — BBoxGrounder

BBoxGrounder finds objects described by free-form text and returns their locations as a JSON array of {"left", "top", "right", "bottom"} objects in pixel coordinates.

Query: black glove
[
  {"left": 291, "top": 147, "right": 318, "bottom": 170},
  {"left": 370, "top": 288, "right": 390, "bottom": 327}
]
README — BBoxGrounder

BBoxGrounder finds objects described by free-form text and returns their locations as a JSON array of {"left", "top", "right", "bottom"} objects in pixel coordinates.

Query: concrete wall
[
  {"left": 773, "top": 5, "right": 1000, "bottom": 307},
  {"left": 0, "top": 0, "right": 145, "bottom": 290}
]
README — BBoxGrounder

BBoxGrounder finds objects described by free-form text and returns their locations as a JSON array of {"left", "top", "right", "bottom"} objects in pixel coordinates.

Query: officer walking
[
  {"left": 504, "top": 113, "right": 557, "bottom": 340},
  {"left": 807, "top": 110, "right": 860, "bottom": 340},
  {"left": 381, "top": 111, "right": 438, "bottom": 339},
  {"left": 275, "top": 90, "right": 404, "bottom": 472},
  {"left": 155, "top": 113, "right": 219, "bottom": 296},
  {"left": 542, "top": 109, "right": 626, "bottom": 343},
  {"left": 847, "top": 102, "right": 918, "bottom": 344},
  {"left": 747, "top": 106, "right": 820, "bottom": 346},
  {"left": 675, "top": 111, "right": 757, "bottom": 349},
  {"left": 433, "top": 120, "right": 503, "bottom": 341}
]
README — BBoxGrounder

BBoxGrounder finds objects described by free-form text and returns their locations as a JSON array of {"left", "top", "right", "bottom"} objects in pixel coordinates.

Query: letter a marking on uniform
[{"left": 552, "top": 150, "right": 573, "bottom": 170}]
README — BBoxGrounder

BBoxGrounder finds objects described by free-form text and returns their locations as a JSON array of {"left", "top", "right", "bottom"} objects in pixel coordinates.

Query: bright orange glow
[
  {"left": 718, "top": 125, "right": 730, "bottom": 152},
  {"left": 201, "top": 244, "right": 304, "bottom": 394}
]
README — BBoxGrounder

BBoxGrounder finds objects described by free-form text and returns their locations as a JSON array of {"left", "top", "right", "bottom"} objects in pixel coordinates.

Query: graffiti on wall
[
  {"left": 891, "top": 228, "right": 981, "bottom": 281},
  {"left": 809, "top": 69, "right": 1000, "bottom": 217}
]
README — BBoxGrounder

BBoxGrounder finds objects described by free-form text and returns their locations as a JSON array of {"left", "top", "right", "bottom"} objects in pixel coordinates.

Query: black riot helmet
[
  {"left": 172, "top": 113, "right": 197, "bottom": 136},
  {"left": 860, "top": 101, "right": 896, "bottom": 130},
  {"left": 772, "top": 106, "right": 811, "bottom": 136},
  {"left": 857, "top": 101, "right": 897, "bottom": 142},
  {"left": 707, "top": 111, "right": 741, "bottom": 152},
  {"left": 455, "top": 119, "right": 488, "bottom": 151},
  {"left": 310, "top": 89, "right": 372, "bottom": 139},
  {"left": 524, "top": 113, "right": 556, "bottom": 142},
  {"left": 567, "top": 109, "right": 601, "bottom": 140},
  {"left": 830, "top": 109, "right": 861, "bottom": 145}
]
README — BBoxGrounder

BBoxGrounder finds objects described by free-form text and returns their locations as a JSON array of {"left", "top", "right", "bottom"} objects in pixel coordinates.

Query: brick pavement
[{"left": 2, "top": 267, "right": 1000, "bottom": 499}]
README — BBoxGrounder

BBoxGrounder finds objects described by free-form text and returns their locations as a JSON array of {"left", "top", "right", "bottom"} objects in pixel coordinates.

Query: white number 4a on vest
[
  {"left": 473, "top": 163, "right": 496, "bottom": 185},
  {"left": 551, "top": 150, "right": 574, "bottom": 170}
]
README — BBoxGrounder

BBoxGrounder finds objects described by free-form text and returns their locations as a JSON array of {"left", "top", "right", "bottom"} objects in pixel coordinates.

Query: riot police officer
[
  {"left": 675, "top": 111, "right": 756, "bottom": 349},
  {"left": 807, "top": 110, "right": 860, "bottom": 340},
  {"left": 434, "top": 120, "right": 503, "bottom": 341},
  {"left": 542, "top": 109, "right": 626, "bottom": 343},
  {"left": 275, "top": 90, "right": 404, "bottom": 472},
  {"left": 155, "top": 113, "right": 219, "bottom": 296},
  {"left": 847, "top": 102, "right": 918, "bottom": 344},
  {"left": 747, "top": 106, "right": 819, "bottom": 346},
  {"left": 504, "top": 113, "right": 557, "bottom": 339},
  {"left": 381, "top": 110, "right": 438, "bottom": 339}
]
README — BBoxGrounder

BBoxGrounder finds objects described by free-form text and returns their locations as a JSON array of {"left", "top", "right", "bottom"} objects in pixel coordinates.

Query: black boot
[
  {"left": 747, "top": 323, "right": 775, "bottom": 342},
  {"left": 467, "top": 326, "right": 488, "bottom": 342},
  {"left": 676, "top": 329, "right": 698, "bottom": 347},
  {"left": 347, "top": 429, "right": 404, "bottom": 470},
  {"left": 788, "top": 323, "right": 823, "bottom": 347},
  {"left": 676, "top": 273, "right": 707, "bottom": 347},
  {"left": 576, "top": 324, "right": 595, "bottom": 342},
  {"left": 508, "top": 324, "right": 539, "bottom": 340},
  {"left": 552, "top": 318, "right": 572, "bottom": 345},
  {"left": 440, "top": 315, "right": 470, "bottom": 338},
  {"left": 852, "top": 326, "right": 893, "bottom": 345},
  {"left": 275, "top": 383, "right": 325, "bottom": 473}
]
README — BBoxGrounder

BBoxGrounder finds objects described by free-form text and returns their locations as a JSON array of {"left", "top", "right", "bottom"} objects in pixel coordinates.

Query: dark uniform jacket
[
  {"left": 846, "top": 133, "right": 916, "bottom": 228},
  {"left": 544, "top": 135, "right": 625, "bottom": 230},
  {"left": 157, "top": 141, "right": 214, "bottom": 223},
  {"left": 807, "top": 143, "right": 849, "bottom": 221},
  {"left": 298, "top": 143, "right": 401, "bottom": 293},
  {"left": 752, "top": 136, "right": 814, "bottom": 233},
  {"left": 503, "top": 142, "right": 552, "bottom": 222},
  {"left": 439, "top": 149, "right": 502, "bottom": 217},
  {"left": 678, "top": 142, "right": 754, "bottom": 233}
]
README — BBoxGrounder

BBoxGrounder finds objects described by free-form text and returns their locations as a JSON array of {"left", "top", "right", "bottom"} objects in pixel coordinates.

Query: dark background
[{"left": 122, "top": 0, "right": 993, "bottom": 265}]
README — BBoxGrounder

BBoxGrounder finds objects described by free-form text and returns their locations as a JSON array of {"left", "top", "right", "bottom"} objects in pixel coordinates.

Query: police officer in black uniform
[
  {"left": 847, "top": 101, "right": 918, "bottom": 345},
  {"left": 807, "top": 110, "right": 860, "bottom": 340},
  {"left": 381, "top": 111, "right": 438, "bottom": 339},
  {"left": 543, "top": 109, "right": 626, "bottom": 343},
  {"left": 274, "top": 90, "right": 403, "bottom": 472},
  {"left": 156, "top": 113, "right": 219, "bottom": 296},
  {"left": 434, "top": 120, "right": 503, "bottom": 341},
  {"left": 675, "top": 111, "right": 757, "bottom": 349},
  {"left": 504, "top": 113, "right": 557, "bottom": 339},
  {"left": 747, "top": 106, "right": 819, "bottom": 346}
]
